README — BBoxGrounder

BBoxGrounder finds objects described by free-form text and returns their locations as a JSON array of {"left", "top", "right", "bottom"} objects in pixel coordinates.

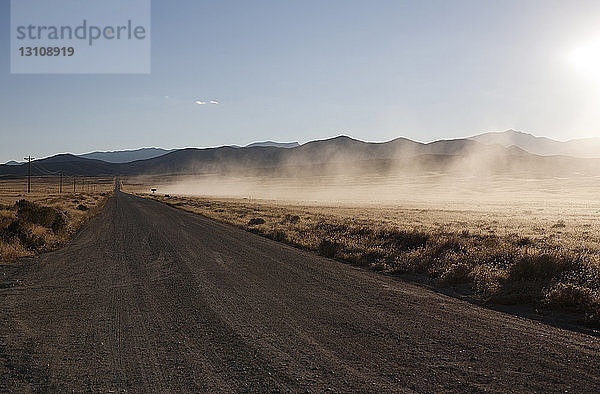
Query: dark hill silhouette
[
  {"left": 78, "top": 148, "right": 173, "bottom": 163},
  {"left": 1, "top": 135, "right": 598, "bottom": 179},
  {"left": 0, "top": 154, "right": 118, "bottom": 178},
  {"left": 245, "top": 141, "right": 299, "bottom": 148}
]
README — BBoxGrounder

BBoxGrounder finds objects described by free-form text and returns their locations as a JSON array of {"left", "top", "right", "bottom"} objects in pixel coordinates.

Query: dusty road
[{"left": 1, "top": 190, "right": 599, "bottom": 392}]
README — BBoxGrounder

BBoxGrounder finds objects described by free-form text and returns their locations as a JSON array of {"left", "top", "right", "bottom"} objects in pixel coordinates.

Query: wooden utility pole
[
  {"left": 59, "top": 172, "right": 63, "bottom": 194},
  {"left": 73, "top": 176, "right": 76, "bottom": 193},
  {"left": 23, "top": 156, "right": 34, "bottom": 193}
]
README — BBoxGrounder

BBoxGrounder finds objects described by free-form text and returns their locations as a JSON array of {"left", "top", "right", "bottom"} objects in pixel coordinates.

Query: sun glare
[{"left": 567, "top": 35, "right": 600, "bottom": 82}]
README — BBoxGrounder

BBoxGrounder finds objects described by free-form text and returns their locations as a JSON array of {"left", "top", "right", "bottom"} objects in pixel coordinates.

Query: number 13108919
[{"left": 19, "top": 47, "right": 75, "bottom": 56}]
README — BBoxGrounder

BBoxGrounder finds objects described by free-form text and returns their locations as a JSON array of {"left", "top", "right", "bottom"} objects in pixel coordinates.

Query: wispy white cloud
[{"left": 195, "top": 99, "right": 220, "bottom": 105}]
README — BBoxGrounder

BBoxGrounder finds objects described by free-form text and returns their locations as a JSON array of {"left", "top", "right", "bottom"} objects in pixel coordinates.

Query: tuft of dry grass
[
  {"left": 0, "top": 178, "right": 113, "bottom": 264},
  {"left": 142, "top": 193, "right": 600, "bottom": 327}
]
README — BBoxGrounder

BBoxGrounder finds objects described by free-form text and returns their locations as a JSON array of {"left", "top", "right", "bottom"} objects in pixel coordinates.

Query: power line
[
  {"left": 21, "top": 158, "right": 102, "bottom": 195},
  {"left": 23, "top": 156, "right": 35, "bottom": 193},
  {"left": 31, "top": 163, "right": 57, "bottom": 176},
  {"left": 31, "top": 162, "right": 68, "bottom": 176}
]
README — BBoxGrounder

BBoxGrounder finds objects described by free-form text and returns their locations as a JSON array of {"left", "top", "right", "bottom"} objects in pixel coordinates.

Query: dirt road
[{"left": 1, "top": 190, "right": 599, "bottom": 392}]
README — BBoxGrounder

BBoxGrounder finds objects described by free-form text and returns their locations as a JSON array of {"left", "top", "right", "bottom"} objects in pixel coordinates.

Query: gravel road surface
[{"left": 1, "top": 190, "right": 599, "bottom": 392}]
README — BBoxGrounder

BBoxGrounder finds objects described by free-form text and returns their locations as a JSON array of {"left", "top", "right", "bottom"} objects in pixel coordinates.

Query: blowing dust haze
[{"left": 124, "top": 138, "right": 600, "bottom": 209}]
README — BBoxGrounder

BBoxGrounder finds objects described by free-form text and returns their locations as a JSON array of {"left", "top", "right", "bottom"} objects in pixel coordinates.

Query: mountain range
[
  {"left": 1, "top": 131, "right": 599, "bottom": 178},
  {"left": 78, "top": 148, "right": 174, "bottom": 163},
  {"left": 245, "top": 141, "right": 300, "bottom": 149},
  {"left": 468, "top": 130, "right": 600, "bottom": 158},
  {"left": 71, "top": 142, "right": 300, "bottom": 164}
]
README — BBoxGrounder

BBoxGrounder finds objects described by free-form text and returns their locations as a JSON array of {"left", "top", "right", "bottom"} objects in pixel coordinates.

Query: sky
[{"left": 2, "top": 0, "right": 600, "bottom": 162}]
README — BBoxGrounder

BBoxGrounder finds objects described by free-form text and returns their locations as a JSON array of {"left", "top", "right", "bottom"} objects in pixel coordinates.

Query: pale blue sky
[{"left": 2, "top": 0, "right": 600, "bottom": 162}]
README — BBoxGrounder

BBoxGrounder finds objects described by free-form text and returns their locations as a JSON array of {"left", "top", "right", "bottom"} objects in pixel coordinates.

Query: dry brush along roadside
[
  {"left": 144, "top": 194, "right": 600, "bottom": 329},
  {"left": 0, "top": 192, "right": 111, "bottom": 264}
]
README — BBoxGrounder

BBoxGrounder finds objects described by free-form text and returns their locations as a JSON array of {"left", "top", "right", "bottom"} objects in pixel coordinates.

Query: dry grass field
[
  {"left": 0, "top": 177, "right": 114, "bottom": 263},
  {"left": 133, "top": 184, "right": 600, "bottom": 328}
]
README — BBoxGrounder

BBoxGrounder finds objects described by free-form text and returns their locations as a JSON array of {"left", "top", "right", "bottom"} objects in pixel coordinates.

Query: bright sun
[{"left": 567, "top": 35, "right": 600, "bottom": 82}]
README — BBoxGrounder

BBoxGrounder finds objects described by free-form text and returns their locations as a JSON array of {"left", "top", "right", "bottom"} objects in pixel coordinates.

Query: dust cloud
[{"left": 124, "top": 142, "right": 600, "bottom": 208}]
